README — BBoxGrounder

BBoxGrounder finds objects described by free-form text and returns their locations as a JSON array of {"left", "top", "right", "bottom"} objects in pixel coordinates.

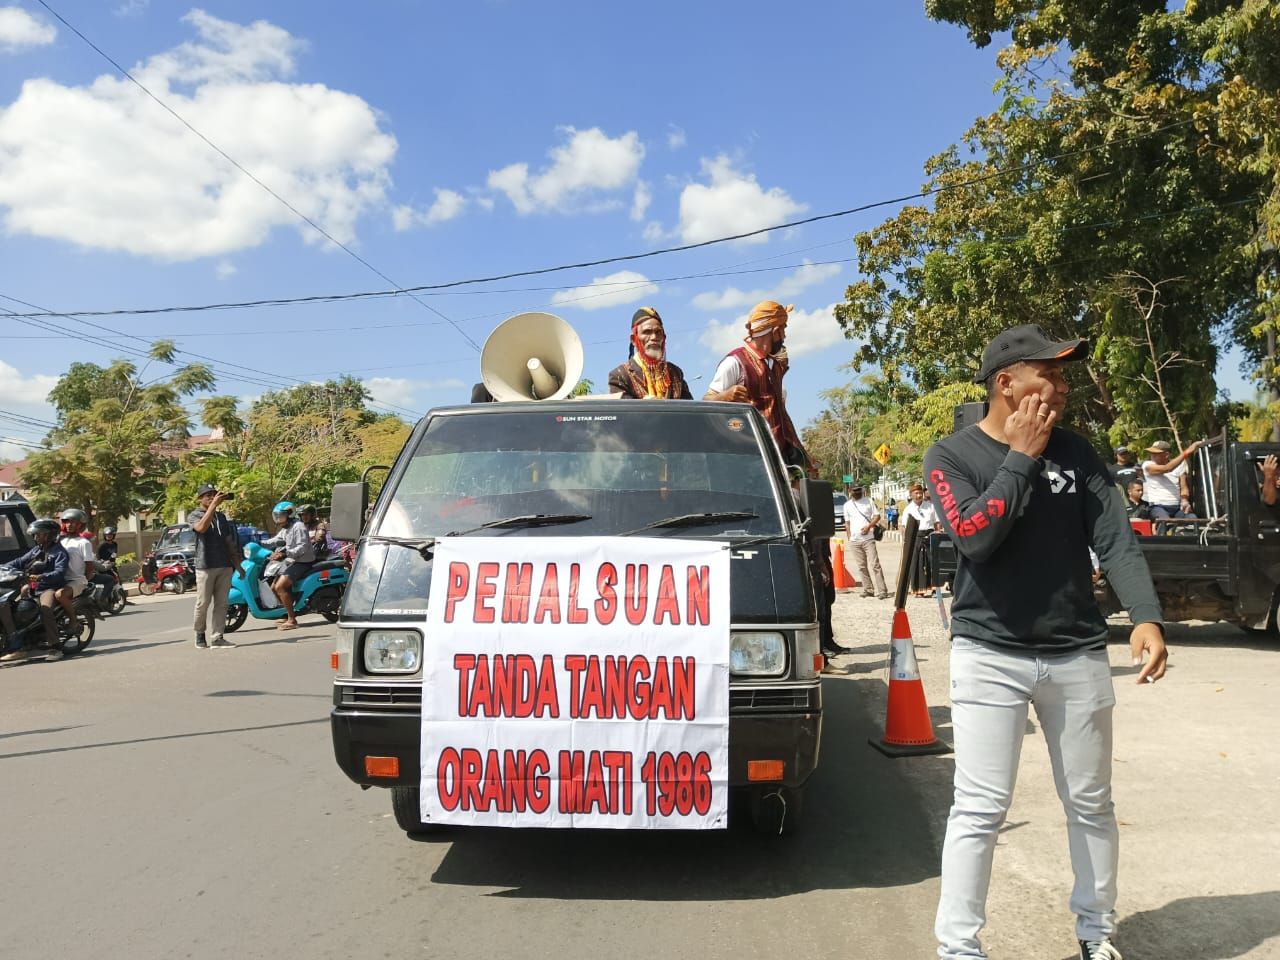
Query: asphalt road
[{"left": 2, "top": 569, "right": 1278, "bottom": 960}]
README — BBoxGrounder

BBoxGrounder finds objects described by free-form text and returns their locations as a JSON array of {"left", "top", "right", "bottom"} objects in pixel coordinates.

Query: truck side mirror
[
  {"left": 797, "top": 479, "right": 835, "bottom": 539},
  {"left": 330, "top": 482, "right": 368, "bottom": 543}
]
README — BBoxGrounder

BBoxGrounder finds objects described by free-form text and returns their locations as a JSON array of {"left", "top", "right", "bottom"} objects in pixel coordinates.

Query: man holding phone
[{"left": 190, "top": 483, "right": 239, "bottom": 649}]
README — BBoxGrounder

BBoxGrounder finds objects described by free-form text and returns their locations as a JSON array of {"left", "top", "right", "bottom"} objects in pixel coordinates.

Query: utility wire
[
  {"left": 33, "top": 0, "right": 478, "bottom": 353},
  {"left": 6, "top": 112, "right": 1216, "bottom": 324}
]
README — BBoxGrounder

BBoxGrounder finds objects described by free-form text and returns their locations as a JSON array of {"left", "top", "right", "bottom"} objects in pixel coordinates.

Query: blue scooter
[{"left": 224, "top": 542, "right": 348, "bottom": 633}]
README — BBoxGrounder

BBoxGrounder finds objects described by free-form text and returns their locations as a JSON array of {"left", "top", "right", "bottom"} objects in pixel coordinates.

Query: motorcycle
[
  {"left": 0, "top": 567, "right": 99, "bottom": 659},
  {"left": 93, "top": 558, "right": 128, "bottom": 615},
  {"left": 136, "top": 551, "right": 196, "bottom": 596},
  {"left": 224, "top": 542, "right": 348, "bottom": 633}
]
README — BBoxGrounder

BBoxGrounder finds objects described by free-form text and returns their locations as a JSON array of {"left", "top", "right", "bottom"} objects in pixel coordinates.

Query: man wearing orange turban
[
  {"left": 705, "top": 300, "right": 811, "bottom": 471},
  {"left": 607, "top": 306, "right": 693, "bottom": 400}
]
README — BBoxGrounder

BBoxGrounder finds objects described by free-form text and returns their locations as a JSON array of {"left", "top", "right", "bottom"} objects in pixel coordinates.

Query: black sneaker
[
  {"left": 194, "top": 633, "right": 207, "bottom": 649},
  {"left": 209, "top": 637, "right": 234, "bottom": 648},
  {"left": 1079, "top": 939, "right": 1123, "bottom": 960}
]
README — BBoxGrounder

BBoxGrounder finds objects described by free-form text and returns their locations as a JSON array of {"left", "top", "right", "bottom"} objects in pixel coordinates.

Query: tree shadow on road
[
  {"left": 1066, "top": 891, "right": 1280, "bottom": 960},
  {"left": 425, "top": 675, "right": 954, "bottom": 901}
]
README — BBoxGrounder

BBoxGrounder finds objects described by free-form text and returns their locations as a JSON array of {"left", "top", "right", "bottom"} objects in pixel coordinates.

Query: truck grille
[
  {"left": 729, "top": 686, "right": 814, "bottom": 711},
  {"left": 337, "top": 684, "right": 422, "bottom": 710}
]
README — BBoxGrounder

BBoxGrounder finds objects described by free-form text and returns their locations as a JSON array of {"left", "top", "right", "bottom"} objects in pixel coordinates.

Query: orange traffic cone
[
  {"left": 869, "top": 608, "right": 951, "bottom": 757},
  {"left": 831, "top": 539, "right": 857, "bottom": 591}
]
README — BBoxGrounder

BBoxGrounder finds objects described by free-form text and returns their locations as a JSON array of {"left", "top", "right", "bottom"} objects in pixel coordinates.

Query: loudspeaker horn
[{"left": 480, "top": 311, "right": 584, "bottom": 402}]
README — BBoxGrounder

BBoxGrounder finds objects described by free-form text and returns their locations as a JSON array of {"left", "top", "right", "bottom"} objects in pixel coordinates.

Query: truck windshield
[{"left": 375, "top": 408, "right": 787, "bottom": 541}]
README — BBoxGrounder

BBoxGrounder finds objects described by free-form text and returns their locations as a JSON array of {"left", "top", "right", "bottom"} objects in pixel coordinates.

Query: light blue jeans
[{"left": 936, "top": 637, "right": 1118, "bottom": 960}]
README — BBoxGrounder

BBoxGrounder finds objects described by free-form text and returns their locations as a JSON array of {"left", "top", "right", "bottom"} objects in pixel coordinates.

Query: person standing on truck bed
[
  {"left": 606, "top": 307, "right": 694, "bottom": 400},
  {"left": 1140, "top": 439, "right": 1202, "bottom": 520},
  {"left": 1124, "top": 479, "right": 1151, "bottom": 520},
  {"left": 924, "top": 323, "right": 1167, "bottom": 960},
  {"left": 704, "top": 300, "right": 812, "bottom": 473},
  {"left": 1106, "top": 446, "right": 1140, "bottom": 488}
]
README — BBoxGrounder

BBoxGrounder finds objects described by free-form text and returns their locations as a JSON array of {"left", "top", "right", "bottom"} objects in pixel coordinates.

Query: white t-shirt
[
  {"left": 60, "top": 535, "right": 93, "bottom": 590},
  {"left": 1142, "top": 459, "right": 1185, "bottom": 507},
  {"left": 904, "top": 500, "right": 938, "bottom": 531},
  {"left": 842, "top": 496, "right": 879, "bottom": 543},
  {"left": 707, "top": 353, "right": 781, "bottom": 397}
]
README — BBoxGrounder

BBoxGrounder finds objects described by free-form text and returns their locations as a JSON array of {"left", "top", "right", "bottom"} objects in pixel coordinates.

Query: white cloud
[
  {"left": 691, "top": 260, "right": 842, "bottom": 311},
  {"left": 550, "top": 271, "right": 658, "bottom": 312},
  {"left": 391, "top": 188, "right": 467, "bottom": 231},
  {"left": 630, "top": 181, "right": 651, "bottom": 222},
  {"left": 0, "top": 7, "right": 55, "bottom": 51},
  {"left": 666, "top": 126, "right": 686, "bottom": 151},
  {"left": 0, "top": 10, "right": 397, "bottom": 260},
  {"left": 678, "top": 155, "right": 806, "bottom": 245},
  {"left": 642, "top": 221, "right": 666, "bottom": 244},
  {"left": 114, "top": 0, "right": 150, "bottom": 17},
  {"left": 698, "top": 303, "right": 844, "bottom": 360},
  {"left": 215, "top": 259, "right": 237, "bottom": 278},
  {"left": 366, "top": 376, "right": 466, "bottom": 409},
  {"left": 0, "top": 360, "right": 58, "bottom": 463},
  {"left": 487, "top": 127, "right": 645, "bottom": 215}
]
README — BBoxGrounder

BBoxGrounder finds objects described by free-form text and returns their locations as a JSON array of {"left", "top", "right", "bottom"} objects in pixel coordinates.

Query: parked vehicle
[
  {"left": 0, "top": 566, "right": 98, "bottom": 658},
  {"left": 136, "top": 551, "right": 196, "bottom": 596},
  {"left": 832, "top": 491, "right": 847, "bottom": 531},
  {"left": 223, "top": 541, "right": 348, "bottom": 632},
  {"left": 0, "top": 498, "right": 37, "bottom": 565},
  {"left": 929, "top": 431, "right": 1280, "bottom": 639},
  {"left": 328, "top": 399, "right": 834, "bottom": 837}
]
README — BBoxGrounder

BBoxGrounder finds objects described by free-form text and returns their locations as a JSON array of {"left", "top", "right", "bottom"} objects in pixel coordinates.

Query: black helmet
[
  {"left": 103, "top": 526, "right": 117, "bottom": 536},
  {"left": 60, "top": 508, "right": 88, "bottom": 524},
  {"left": 30, "top": 518, "right": 61, "bottom": 538}
]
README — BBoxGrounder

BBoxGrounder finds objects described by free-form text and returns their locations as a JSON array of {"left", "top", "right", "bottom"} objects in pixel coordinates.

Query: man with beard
[
  {"left": 704, "top": 300, "right": 811, "bottom": 472},
  {"left": 606, "top": 307, "right": 693, "bottom": 400}
]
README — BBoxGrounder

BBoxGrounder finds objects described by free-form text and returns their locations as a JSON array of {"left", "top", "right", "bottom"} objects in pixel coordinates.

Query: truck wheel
[
  {"left": 748, "top": 785, "right": 805, "bottom": 837},
  {"left": 391, "top": 785, "right": 441, "bottom": 835}
]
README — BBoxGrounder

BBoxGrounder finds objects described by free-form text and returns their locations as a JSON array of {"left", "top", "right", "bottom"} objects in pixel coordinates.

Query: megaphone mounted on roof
[{"left": 479, "top": 311, "right": 585, "bottom": 402}]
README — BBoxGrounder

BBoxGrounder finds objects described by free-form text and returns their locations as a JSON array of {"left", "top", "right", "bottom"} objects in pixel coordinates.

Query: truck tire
[
  {"left": 391, "top": 785, "right": 442, "bottom": 835},
  {"left": 747, "top": 785, "right": 805, "bottom": 837}
]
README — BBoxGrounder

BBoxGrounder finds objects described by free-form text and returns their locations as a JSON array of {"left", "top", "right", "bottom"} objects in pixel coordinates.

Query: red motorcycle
[{"left": 136, "top": 551, "right": 196, "bottom": 596}]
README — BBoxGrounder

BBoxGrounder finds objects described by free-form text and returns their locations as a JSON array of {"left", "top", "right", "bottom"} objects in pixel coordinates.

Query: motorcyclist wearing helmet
[
  {"left": 57, "top": 508, "right": 95, "bottom": 630},
  {"left": 97, "top": 526, "right": 120, "bottom": 563},
  {"left": 263, "top": 501, "right": 315, "bottom": 631},
  {"left": 0, "top": 518, "right": 71, "bottom": 662}
]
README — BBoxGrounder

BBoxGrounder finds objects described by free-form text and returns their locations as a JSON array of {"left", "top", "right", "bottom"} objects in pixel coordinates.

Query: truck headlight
[
  {"left": 730, "top": 631, "right": 787, "bottom": 677},
  {"left": 362, "top": 629, "right": 422, "bottom": 674}
]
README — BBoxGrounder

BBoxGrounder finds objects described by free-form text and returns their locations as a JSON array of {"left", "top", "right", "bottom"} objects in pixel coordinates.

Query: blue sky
[{"left": 0, "top": 1, "right": 1255, "bottom": 462}]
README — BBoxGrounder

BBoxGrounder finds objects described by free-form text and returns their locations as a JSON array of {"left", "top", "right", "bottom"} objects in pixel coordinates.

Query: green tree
[
  {"left": 21, "top": 342, "right": 215, "bottom": 529},
  {"left": 838, "top": 0, "right": 1279, "bottom": 448}
]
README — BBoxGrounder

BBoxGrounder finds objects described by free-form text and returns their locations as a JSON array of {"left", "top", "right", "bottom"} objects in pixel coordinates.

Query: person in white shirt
[
  {"left": 58, "top": 507, "right": 95, "bottom": 635},
  {"left": 903, "top": 482, "right": 942, "bottom": 596},
  {"left": 1141, "top": 439, "right": 1202, "bottom": 520},
  {"left": 841, "top": 482, "right": 888, "bottom": 598}
]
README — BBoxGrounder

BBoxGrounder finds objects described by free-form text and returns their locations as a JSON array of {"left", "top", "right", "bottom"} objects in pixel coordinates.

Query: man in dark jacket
[
  {"left": 926, "top": 324, "right": 1166, "bottom": 960},
  {"left": 189, "top": 484, "right": 240, "bottom": 649},
  {"left": 0, "top": 517, "right": 71, "bottom": 661}
]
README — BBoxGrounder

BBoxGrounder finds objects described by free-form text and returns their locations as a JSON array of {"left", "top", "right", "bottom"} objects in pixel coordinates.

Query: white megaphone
[{"left": 480, "top": 311, "right": 584, "bottom": 402}]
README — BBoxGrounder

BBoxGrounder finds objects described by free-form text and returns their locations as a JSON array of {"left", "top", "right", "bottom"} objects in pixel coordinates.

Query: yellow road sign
[{"left": 872, "top": 443, "right": 892, "bottom": 466}]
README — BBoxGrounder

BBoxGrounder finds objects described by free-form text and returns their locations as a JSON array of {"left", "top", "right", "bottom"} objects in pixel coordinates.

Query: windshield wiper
[
  {"left": 619, "top": 511, "right": 757, "bottom": 537},
  {"left": 362, "top": 535, "right": 436, "bottom": 560},
  {"left": 447, "top": 513, "right": 592, "bottom": 537}
]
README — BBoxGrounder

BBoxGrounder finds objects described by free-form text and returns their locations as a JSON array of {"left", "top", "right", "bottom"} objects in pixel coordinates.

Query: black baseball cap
[
  {"left": 974, "top": 324, "right": 1088, "bottom": 383},
  {"left": 195, "top": 483, "right": 219, "bottom": 496}
]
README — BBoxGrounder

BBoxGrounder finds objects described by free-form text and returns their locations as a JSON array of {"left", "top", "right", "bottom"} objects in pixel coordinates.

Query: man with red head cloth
[
  {"left": 705, "top": 300, "right": 811, "bottom": 471},
  {"left": 607, "top": 307, "right": 693, "bottom": 400}
]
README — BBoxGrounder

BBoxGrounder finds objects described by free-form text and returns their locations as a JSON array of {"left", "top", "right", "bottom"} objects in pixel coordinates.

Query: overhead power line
[
  {"left": 33, "top": 0, "right": 478, "bottom": 353},
  {"left": 4, "top": 112, "right": 1217, "bottom": 324}
]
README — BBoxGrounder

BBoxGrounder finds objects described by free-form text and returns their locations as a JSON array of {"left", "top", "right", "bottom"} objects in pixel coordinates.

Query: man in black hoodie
[{"left": 925, "top": 325, "right": 1167, "bottom": 960}]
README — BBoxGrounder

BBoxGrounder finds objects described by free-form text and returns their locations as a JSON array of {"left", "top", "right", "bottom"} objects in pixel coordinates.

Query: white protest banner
[{"left": 420, "top": 536, "right": 730, "bottom": 829}]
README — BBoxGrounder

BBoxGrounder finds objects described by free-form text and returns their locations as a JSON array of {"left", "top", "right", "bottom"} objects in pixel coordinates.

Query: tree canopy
[{"left": 836, "top": 0, "right": 1280, "bottom": 449}]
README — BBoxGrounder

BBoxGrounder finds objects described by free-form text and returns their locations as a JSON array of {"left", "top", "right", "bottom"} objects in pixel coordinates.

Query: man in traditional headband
[
  {"left": 705, "top": 300, "right": 811, "bottom": 470},
  {"left": 607, "top": 306, "right": 693, "bottom": 400}
]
